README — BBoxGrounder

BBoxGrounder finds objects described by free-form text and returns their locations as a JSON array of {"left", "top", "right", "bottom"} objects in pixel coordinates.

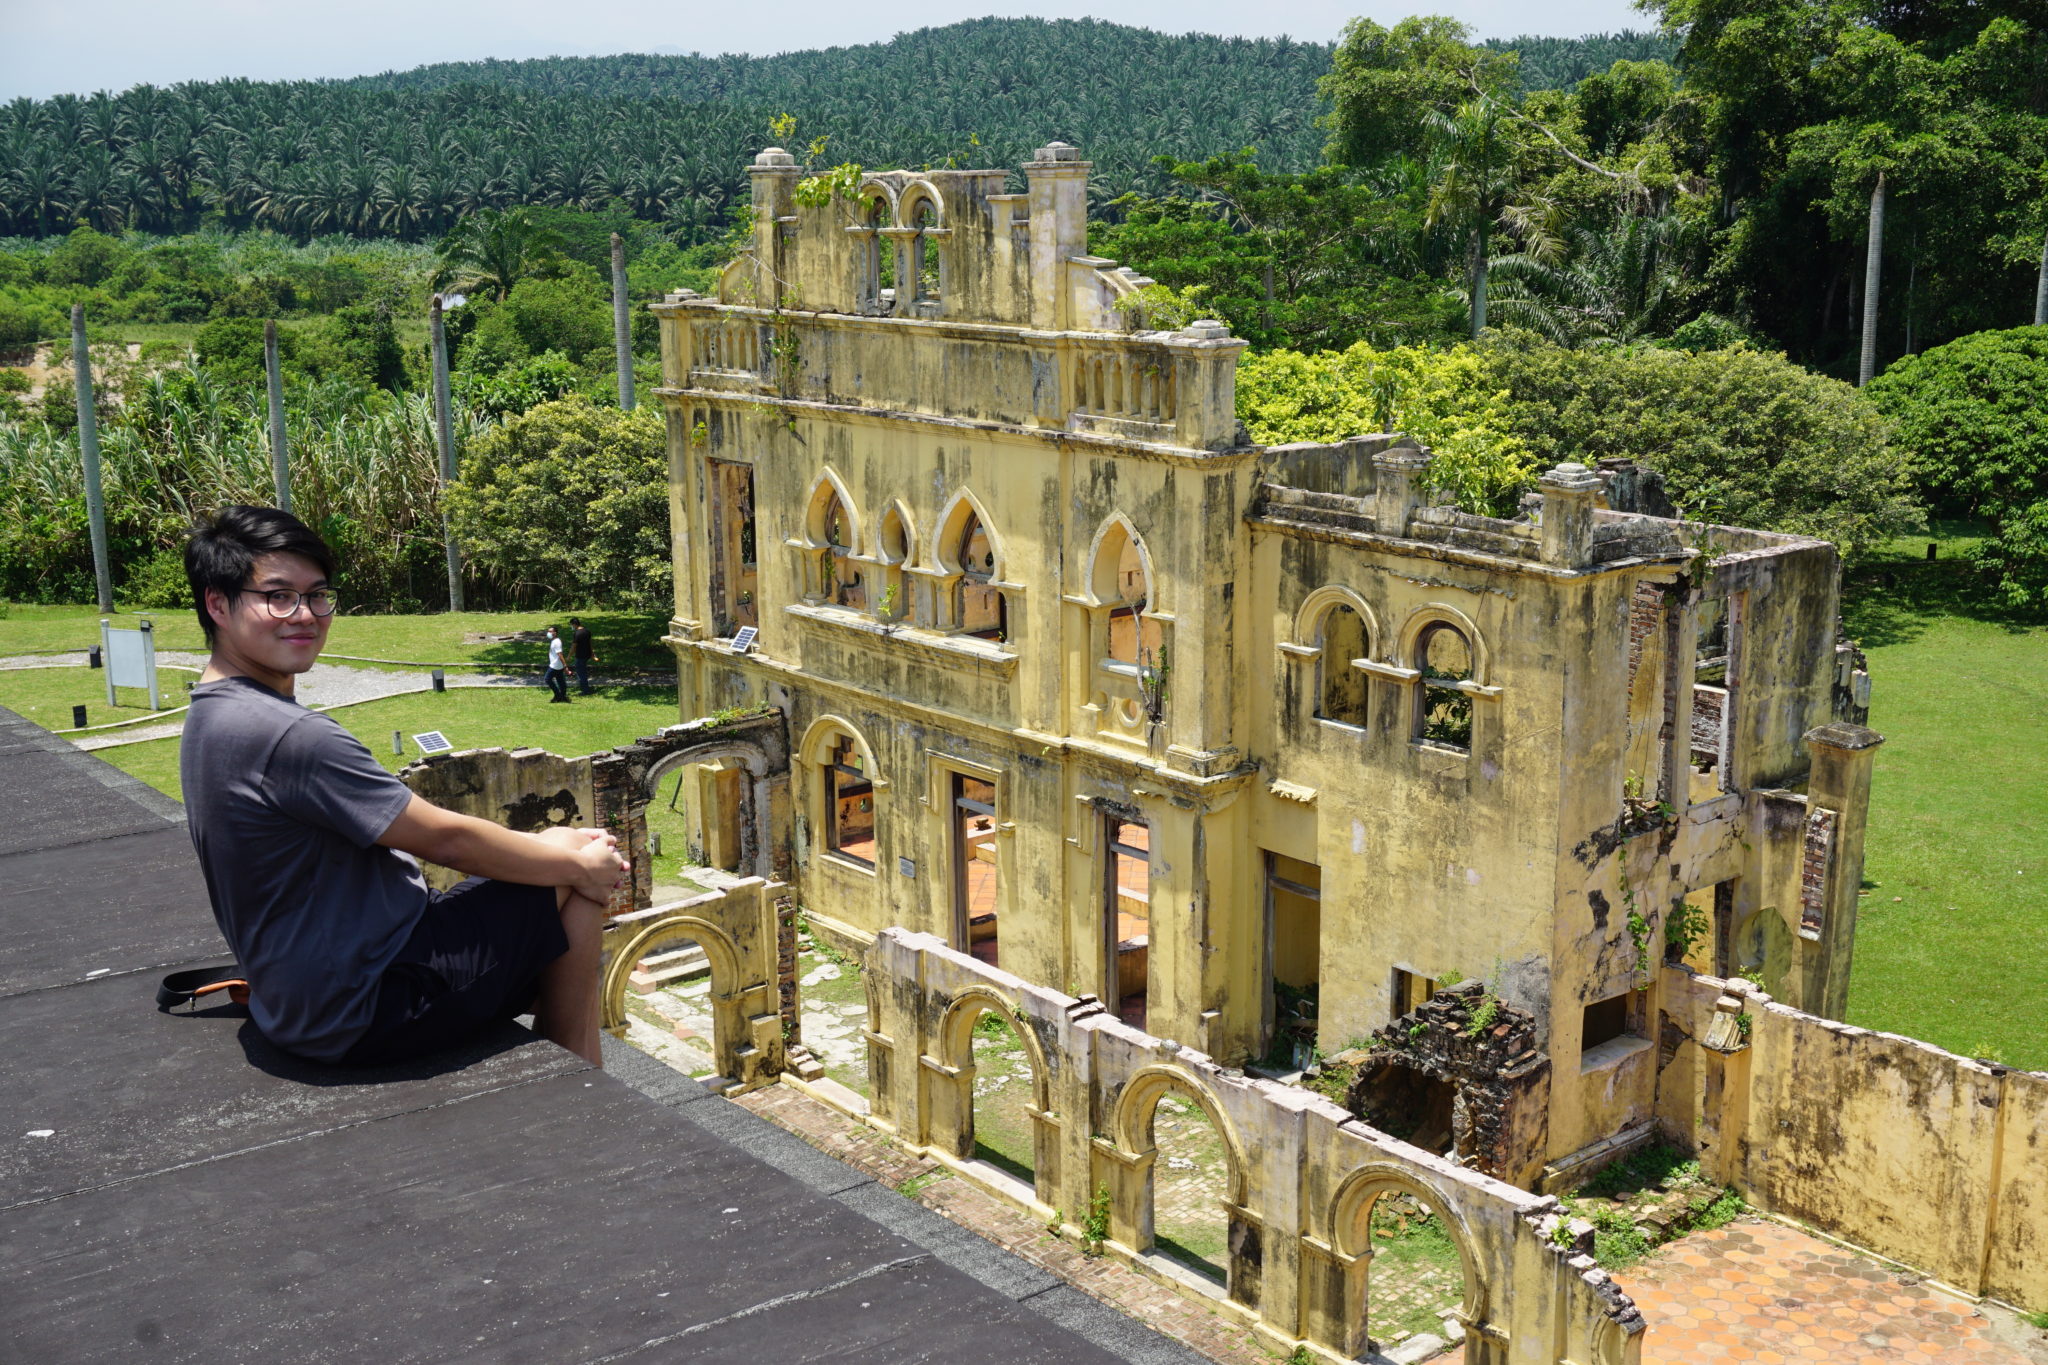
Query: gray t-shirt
[{"left": 180, "top": 676, "right": 426, "bottom": 1060}]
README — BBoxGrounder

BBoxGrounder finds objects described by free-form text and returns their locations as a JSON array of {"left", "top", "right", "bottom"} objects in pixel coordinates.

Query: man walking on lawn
[
  {"left": 569, "top": 616, "right": 597, "bottom": 695},
  {"left": 543, "top": 625, "right": 571, "bottom": 703},
  {"left": 178, "top": 506, "right": 625, "bottom": 1067}
]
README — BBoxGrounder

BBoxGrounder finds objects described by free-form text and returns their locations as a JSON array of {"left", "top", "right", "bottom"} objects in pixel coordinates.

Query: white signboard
[
  {"left": 413, "top": 730, "right": 453, "bottom": 754},
  {"left": 101, "top": 617, "right": 161, "bottom": 712}
]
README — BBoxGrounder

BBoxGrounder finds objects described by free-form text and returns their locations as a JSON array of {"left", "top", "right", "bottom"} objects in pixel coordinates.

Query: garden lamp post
[{"left": 431, "top": 292, "right": 466, "bottom": 611}]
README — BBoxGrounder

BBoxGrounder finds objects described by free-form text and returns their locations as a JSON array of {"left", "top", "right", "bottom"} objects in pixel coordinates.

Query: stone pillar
[
  {"left": 747, "top": 148, "right": 800, "bottom": 307},
  {"left": 1169, "top": 320, "right": 1249, "bottom": 452},
  {"left": 1024, "top": 141, "right": 1090, "bottom": 331},
  {"left": 1797, "top": 723, "right": 1884, "bottom": 1018},
  {"left": 1538, "top": 461, "right": 1604, "bottom": 568},
  {"left": 1373, "top": 443, "right": 1431, "bottom": 537}
]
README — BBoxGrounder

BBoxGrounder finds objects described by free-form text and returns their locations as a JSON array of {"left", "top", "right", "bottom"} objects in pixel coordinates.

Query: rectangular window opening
[
  {"left": 825, "top": 737, "right": 874, "bottom": 868},
  {"left": 1106, "top": 818, "right": 1150, "bottom": 1030}
]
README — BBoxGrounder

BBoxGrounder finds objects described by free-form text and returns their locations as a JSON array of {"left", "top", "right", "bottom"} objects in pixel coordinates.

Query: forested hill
[
  {"left": 1481, "top": 30, "right": 1678, "bottom": 89},
  {"left": 0, "top": 18, "right": 1676, "bottom": 243}
]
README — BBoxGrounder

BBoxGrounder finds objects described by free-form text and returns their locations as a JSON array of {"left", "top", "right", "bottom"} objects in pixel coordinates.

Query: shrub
[
  {"left": 1237, "top": 342, "right": 1538, "bottom": 516},
  {"left": 445, "top": 396, "right": 668, "bottom": 609},
  {"left": 1478, "top": 335, "right": 1920, "bottom": 560},
  {"left": 1865, "top": 328, "right": 2048, "bottom": 610}
]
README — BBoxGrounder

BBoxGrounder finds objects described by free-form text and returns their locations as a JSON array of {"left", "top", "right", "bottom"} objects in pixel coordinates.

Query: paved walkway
[
  {"left": 1615, "top": 1219, "right": 2044, "bottom": 1365},
  {"left": 0, "top": 651, "right": 538, "bottom": 749}
]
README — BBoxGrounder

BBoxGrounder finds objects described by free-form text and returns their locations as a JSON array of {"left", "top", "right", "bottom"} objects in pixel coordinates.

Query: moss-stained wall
[{"left": 1660, "top": 967, "right": 2044, "bottom": 1311}]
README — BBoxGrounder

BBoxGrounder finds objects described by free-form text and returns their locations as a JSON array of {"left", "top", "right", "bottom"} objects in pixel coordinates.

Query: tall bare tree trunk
[
  {"left": 70, "top": 305, "right": 113, "bottom": 613},
  {"left": 611, "top": 233, "right": 635, "bottom": 411},
  {"left": 430, "top": 294, "right": 463, "bottom": 612},
  {"left": 1859, "top": 173, "right": 1885, "bottom": 386},
  {"left": 1470, "top": 222, "right": 1489, "bottom": 337},
  {"left": 264, "top": 320, "right": 291, "bottom": 513},
  {"left": 2035, "top": 226, "right": 2047, "bottom": 328}
]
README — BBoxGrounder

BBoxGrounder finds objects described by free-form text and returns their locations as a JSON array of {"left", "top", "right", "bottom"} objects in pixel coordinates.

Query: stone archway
[
  {"left": 927, "top": 986, "right": 1059, "bottom": 1201},
  {"left": 1105, "top": 1063, "right": 1259, "bottom": 1304},
  {"left": 1319, "top": 1164, "right": 1496, "bottom": 1363}
]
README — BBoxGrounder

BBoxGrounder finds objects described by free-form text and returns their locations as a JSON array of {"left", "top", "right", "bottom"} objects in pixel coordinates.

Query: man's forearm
[{"left": 436, "top": 815, "right": 584, "bottom": 886}]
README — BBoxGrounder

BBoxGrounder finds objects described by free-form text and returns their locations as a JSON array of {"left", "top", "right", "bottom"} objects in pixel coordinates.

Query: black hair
[
  {"left": 569, "top": 616, "right": 582, "bottom": 625},
  {"left": 185, "top": 506, "right": 338, "bottom": 646}
]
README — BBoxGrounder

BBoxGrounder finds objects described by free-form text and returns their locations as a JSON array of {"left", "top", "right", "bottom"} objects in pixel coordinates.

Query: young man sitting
[{"left": 178, "top": 506, "right": 626, "bottom": 1067}]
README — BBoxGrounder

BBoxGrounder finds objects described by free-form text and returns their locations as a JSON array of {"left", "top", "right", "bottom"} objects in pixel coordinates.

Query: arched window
[
  {"left": 1316, "top": 604, "right": 1370, "bottom": 727},
  {"left": 817, "top": 486, "right": 864, "bottom": 611},
  {"left": 1415, "top": 622, "right": 1475, "bottom": 750},
  {"left": 954, "top": 509, "right": 1005, "bottom": 640},
  {"left": 911, "top": 200, "right": 941, "bottom": 304},
  {"left": 859, "top": 195, "right": 893, "bottom": 314},
  {"left": 1093, "top": 522, "right": 1164, "bottom": 667},
  {"left": 823, "top": 733, "right": 875, "bottom": 867}
]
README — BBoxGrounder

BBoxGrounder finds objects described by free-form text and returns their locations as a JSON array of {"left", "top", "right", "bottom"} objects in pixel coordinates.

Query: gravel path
[{"left": 0, "top": 651, "right": 544, "bottom": 751}]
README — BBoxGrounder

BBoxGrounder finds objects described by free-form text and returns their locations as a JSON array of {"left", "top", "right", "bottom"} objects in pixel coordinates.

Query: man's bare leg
[{"left": 536, "top": 887, "right": 606, "bottom": 1066}]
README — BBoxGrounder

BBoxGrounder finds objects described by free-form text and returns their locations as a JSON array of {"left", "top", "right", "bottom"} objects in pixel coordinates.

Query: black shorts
[{"left": 340, "top": 877, "right": 569, "bottom": 1066}]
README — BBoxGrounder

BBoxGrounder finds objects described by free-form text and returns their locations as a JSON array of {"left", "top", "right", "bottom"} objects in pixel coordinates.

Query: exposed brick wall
[
  {"left": 1346, "top": 981, "right": 1551, "bottom": 1183},
  {"left": 1800, "top": 807, "right": 1838, "bottom": 933},
  {"left": 776, "top": 894, "right": 800, "bottom": 1041},
  {"left": 1690, "top": 685, "right": 1728, "bottom": 769},
  {"left": 1626, "top": 581, "right": 1663, "bottom": 697}
]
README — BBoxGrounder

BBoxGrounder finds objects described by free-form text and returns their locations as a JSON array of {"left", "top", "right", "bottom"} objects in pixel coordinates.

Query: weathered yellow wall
[
  {"left": 653, "top": 142, "right": 1882, "bottom": 1191},
  {"left": 1659, "top": 967, "right": 2044, "bottom": 1310}
]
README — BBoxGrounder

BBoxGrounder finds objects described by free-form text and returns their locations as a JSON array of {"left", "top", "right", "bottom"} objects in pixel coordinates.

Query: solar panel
[
  {"left": 731, "top": 626, "right": 759, "bottom": 653},
  {"left": 413, "top": 730, "right": 453, "bottom": 754}
]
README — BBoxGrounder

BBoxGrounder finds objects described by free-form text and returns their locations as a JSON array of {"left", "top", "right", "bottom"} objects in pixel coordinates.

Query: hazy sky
[{"left": 2, "top": 0, "right": 1655, "bottom": 100}]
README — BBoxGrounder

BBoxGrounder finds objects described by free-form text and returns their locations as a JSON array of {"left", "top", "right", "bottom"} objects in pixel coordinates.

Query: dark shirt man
[
  {"left": 178, "top": 506, "right": 626, "bottom": 1066},
  {"left": 569, "top": 617, "right": 597, "bottom": 695}
]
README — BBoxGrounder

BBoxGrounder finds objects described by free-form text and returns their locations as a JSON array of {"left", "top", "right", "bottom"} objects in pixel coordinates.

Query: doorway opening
[
  {"left": 1265, "top": 852, "right": 1322, "bottom": 1067},
  {"left": 1105, "top": 817, "right": 1151, "bottom": 1028},
  {"left": 952, "top": 772, "right": 999, "bottom": 966}
]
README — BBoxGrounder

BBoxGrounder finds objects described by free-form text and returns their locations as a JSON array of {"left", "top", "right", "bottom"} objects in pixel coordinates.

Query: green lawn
[
  {"left": 98, "top": 681, "right": 681, "bottom": 803},
  {"left": 1841, "top": 527, "right": 2048, "bottom": 1069},
  {"left": 0, "top": 603, "right": 677, "bottom": 673},
  {"left": 0, "top": 663, "right": 198, "bottom": 730}
]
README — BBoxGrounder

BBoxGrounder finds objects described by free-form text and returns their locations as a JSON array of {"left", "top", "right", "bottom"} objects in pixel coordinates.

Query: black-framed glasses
[{"left": 238, "top": 588, "right": 339, "bottom": 618}]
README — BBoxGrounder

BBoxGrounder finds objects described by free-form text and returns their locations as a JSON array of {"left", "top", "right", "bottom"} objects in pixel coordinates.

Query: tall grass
[{"left": 0, "top": 365, "right": 496, "bottom": 611}]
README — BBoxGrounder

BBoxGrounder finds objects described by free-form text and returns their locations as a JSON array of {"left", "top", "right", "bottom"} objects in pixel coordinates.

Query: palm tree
[
  {"left": 435, "top": 206, "right": 563, "bottom": 301},
  {"left": 1421, "top": 99, "right": 1547, "bottom": 337},
  {"left": 1485, "top": 214, "right": 1702, "bottom": 347}
]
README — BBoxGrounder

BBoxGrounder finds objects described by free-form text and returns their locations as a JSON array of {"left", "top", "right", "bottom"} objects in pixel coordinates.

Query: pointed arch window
[
  {"left": 911, "top": 199, "right": 941, "bottom": 305},
  {"left": 954, "top": 509, "right": 1005, "bottom": 640}
]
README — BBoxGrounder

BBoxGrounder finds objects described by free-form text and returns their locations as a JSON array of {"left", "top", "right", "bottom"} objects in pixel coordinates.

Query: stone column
[
  {"left": 1538, "top": 461, "right": 1604, "bottom": 568},
  {"left": 1169, "top": 320, "right": 1248, "bottom": 452},
  {"left": 1024, "top": 142, "right": 1090, "bottom": 331},
  {"left": 1373, "top": 443, "right": 1431, "bottom": 537},
  {"left": 1797, "top": 723, "right": 1884, "bottom": 1018}
]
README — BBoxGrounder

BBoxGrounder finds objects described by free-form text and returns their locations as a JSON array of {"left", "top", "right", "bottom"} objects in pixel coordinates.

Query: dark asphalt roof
[{"left": 0, "top": 705, "right": 1203, "bottom": 1365}]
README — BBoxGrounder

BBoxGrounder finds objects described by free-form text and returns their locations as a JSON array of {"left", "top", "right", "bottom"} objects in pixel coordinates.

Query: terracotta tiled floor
[{"left": 1615, "top": 1218, "right": 2038, "bottom": 1365}]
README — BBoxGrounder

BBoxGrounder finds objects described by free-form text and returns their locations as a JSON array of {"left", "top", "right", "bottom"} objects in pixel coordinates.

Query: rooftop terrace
[{"left": 0, "top": 703, "right": 1202, "bottom": 1364}]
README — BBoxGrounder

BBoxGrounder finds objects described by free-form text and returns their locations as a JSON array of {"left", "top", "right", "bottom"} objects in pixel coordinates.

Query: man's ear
[{"left": 203, "top": 587, "right": 232, "bottom": 632}]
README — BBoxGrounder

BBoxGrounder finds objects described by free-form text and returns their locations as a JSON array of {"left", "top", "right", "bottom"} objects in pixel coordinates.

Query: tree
[
  {"left": 1236, "top": 342, "right": 1537, "bottom": 516},
  {"left": 1864, "top": 327, "right": 2048, "bottom": 608},
  {"left": 435, "top": 207, "right": 565, "bottom": 302},
  {"left": 1320, "top": 16, "right": 1510, "bottom": 168},
  {"left": 1090, "top": 154, "right": 1461, "bottom": 352},
  {"left": 444, "top": 396, "right": 669, "bottom": 608},
  {"left": 1479, "top": 333, "right": 1921, "bottom": 559}
]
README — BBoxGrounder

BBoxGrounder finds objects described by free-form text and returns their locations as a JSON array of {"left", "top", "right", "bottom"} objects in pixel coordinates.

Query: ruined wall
[
  {"left": 599, "top": 877, "right": 788, "bottom": 1093},
  {"left": 399, "top": 746, "right": 599, "bottom": 893},
  {"left": 1659, "top": 967, "right": 2045, "bottom": 1311},
  {"left": 860, "top": 929, "right": 1644, "bottom": 1364}
]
